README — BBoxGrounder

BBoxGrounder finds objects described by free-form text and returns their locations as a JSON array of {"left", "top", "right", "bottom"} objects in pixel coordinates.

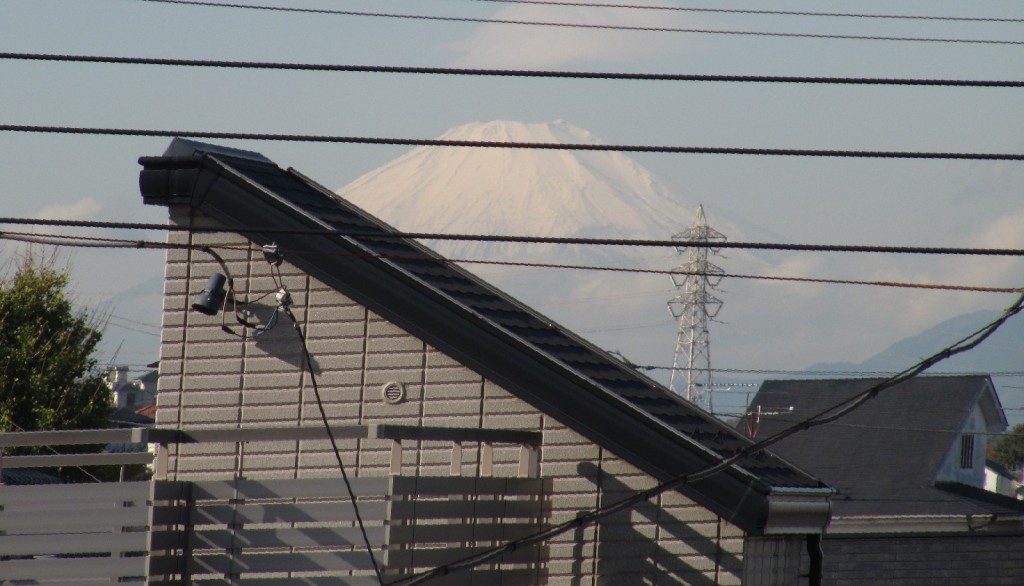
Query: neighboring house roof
[
  {"left": 138, "top": 139, "right": 830, "bottom": 535},
  {"left": 743, "top": 376, "right": 1016, "bottom": 518},
  {"left": 135, "top": 404, "right": 157, "bottom": 420}
]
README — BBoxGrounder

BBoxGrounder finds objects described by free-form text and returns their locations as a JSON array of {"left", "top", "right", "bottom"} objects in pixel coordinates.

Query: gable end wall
[{"left": 153, "top": 209, "right": 770, "bottom": 584}]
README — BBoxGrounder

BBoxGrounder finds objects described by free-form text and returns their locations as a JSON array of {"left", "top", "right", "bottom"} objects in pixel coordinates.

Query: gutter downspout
[{"left": 807, "top": 533, "right": 823, "bottom": 586}]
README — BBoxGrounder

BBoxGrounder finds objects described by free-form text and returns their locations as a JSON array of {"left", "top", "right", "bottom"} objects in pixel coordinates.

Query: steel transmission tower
[{"left": 667, "top": 205, "right": 726, "bottom": 411}]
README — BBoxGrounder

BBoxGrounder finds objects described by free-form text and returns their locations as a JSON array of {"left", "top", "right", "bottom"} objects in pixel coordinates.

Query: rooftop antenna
[{"left": 667, "top": 205, "right": 726, "bottom": 412}]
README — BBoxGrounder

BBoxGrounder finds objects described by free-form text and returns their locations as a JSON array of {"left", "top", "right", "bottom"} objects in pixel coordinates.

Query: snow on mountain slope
[
  {"left": 335, "top": 120, "right": 702, "bottom": 263},
  {"left": 333, "top": 120, "right": 767, "bottom": 406}
]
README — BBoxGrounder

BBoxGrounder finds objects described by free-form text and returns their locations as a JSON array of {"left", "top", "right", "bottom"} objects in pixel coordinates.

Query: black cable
[
  {"left": 7, "top": 124, "right": 1024, "bottom": 160},
  {"left": 470, "top": 0, "right": 1024, "bottom": 24},
  {"left": 282, "top": 306, "right": 384, "bottom": 584},
  {"left": 134, "top": 0, "right": 1024, "bottom": 46},
  {"left": 4, "top": 218, "right": 1024, "bottom": 255},
  {"left": 6, "top": 230, "right": 1024, "bottom": 303},
  {"left": 388, "top": 290, "right": 1024, "bottom": 584},
  {"left": 5, "top": 52, "right": 1024, "bottom": 88}
]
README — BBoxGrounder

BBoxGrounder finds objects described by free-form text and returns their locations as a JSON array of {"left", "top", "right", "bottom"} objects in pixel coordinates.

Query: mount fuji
[
  {"left": 336, "top": 120, "right": 710, "bottom": 263},
  {"left": 334, "top": 119, "right": 758, "bottom": 390}
]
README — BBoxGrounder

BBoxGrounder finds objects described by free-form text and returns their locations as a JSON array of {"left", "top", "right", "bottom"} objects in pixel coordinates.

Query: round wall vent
[{"left": 381, "top": 382, "right": 406, "bottom": 405}]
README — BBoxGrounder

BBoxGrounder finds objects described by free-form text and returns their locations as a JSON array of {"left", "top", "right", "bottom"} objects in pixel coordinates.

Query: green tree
[
  {"left": 0, "top": 257, "right": 112, "bottom": 465},
  {"left": 991, "top": 423, "right": 1024, "bottom": 471}
]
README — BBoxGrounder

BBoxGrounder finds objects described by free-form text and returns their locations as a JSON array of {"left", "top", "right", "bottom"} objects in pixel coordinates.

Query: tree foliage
[
  {"left": 991, "top": 423, "right": 1024, "bottom": 471},
  {"left": 0, "top": 257, "right": 111, "bottom": 436}
]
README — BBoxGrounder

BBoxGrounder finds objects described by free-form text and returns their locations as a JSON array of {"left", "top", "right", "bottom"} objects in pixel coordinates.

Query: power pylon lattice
[{"left": 667, "top": 205, "right": 726, "bottom": 411}]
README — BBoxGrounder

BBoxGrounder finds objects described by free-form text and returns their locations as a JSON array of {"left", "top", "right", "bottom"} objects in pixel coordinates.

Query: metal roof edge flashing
[
  {"left": 139, "top": 154, "right": 217, "bottom": 207},
  {"left": 762, "top": 486, "right": 834, "bottom": 534}
]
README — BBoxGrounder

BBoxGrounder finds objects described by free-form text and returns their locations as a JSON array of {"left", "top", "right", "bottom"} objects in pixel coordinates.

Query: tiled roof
[
  {"left": 139, "top": 139, "right": 830, "bottom": 534},
  {"left": 745, "top": 376, "right": 1011, "bottom": 517}
]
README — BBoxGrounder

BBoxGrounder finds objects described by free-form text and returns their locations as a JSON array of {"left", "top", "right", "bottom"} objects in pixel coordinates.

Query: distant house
[
  {"left": 105, "top": 365, "right": 158, "bottom": 409},
  {"left": 743, "top": 376, "right": 1024, "bottom": 585},
  {"left": 985, "top": 459, "right": 1021, "bottom": 498},
  {"left": 133, "top": 138, "right": 833, "bottom": 584}
]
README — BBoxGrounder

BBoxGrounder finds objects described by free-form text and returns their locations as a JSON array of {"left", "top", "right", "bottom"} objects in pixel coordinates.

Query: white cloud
[
  {"left": 447, "top": 6, "right": 694, "bottom": 68},
  {"left": 971, "top": 206, "right": 1024, "bottom": 250},
  {"left": 34, "top": 197, "right": 103, "bottom": 221}
]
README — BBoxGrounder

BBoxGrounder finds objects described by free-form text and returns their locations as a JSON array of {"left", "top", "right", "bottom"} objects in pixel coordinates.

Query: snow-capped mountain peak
[{"left": 335, "top": 120, "right": 696, "bottom": 246}]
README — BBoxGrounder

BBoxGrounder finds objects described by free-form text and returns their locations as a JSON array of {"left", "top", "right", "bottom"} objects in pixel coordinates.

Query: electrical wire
[
  {"left": 469, "top": 0, "right": 1024, "bottom": 24},
  {"left": 5, "top": 52, "right": 1024, "bottom": 88},
  {"left": 3, "top": 230, "right": 1023, "bottom": 296},
  {"left": 4, "top": 230, "right": 1024, "bottom": 302},
  {"left": 387, "top": 290, "right": 1024, "bottom": 584},
  {"left": 14, "top": 231, "right": 1016, "bottom": 380},
  {"left": 447, "top": 258, "right": 1024, "bottom": 293},
  {"left": 4, "top": 218, "right": 1024, "bottom": 256},
  {"left": 642, "top": 366, "right": 1024, "bottom": 377},
  {"left": 730, "top": 417, "right": 1024, "bottom": 439},
  {"left": 133, "top": 0, "right": 1024, "bottom": 46},
  {"left": 282, "top": 305, "right": 384, "bottom": 585},
  {"left": 5, "top": 124, "right": 1023, "bottom": 160}
]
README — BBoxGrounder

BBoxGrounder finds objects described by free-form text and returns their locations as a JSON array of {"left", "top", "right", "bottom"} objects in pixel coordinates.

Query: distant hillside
[{"left": 807, "top": 309, "right": 1023, "bottom": 375}]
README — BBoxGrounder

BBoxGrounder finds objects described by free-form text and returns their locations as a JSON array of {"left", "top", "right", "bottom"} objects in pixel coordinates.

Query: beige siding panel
[{"left": 156, "top": 211, "right": 749, "bottom": 584}]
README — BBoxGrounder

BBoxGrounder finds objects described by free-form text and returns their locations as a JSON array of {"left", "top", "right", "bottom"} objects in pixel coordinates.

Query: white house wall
[{"left": 934, "top": 403, "right": 988, "bottom": 487}]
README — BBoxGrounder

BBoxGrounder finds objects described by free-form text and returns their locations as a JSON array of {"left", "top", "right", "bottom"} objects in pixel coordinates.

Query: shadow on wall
[
  {"left": 246, "top": 302, "right": 321, "bottom": 373},
  {"left": 578, "top": 461, "right": 741, "bottom": 585}
]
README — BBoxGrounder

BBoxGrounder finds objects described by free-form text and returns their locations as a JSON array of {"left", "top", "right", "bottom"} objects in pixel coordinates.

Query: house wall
[
  {"left": 153, "top": 208, "right": 773, "bottom": 585},
  {"left": 934, "top": 404, "right": 987, "bottom": 487},
  {"left": 812, "top": 533, "right": 1024, "bottom": 585},
  {"left": 984, "top": 466, "right": 1020, "bottom": 498}
]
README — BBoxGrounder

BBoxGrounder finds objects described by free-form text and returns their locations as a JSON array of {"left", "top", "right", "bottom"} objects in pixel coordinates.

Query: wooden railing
[{"left": 0, "top": 425, "right": 550, "bottom": 585}]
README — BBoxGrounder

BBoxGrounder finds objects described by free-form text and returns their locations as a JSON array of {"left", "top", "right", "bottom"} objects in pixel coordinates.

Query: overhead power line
[
  {"left": 3, "top": 230, "right": 1022, "bottom": 300},
  {"left": 470, "top": 0, "right": 1024, "bottom": 23},
  {"left": 3, "top": 125, "right": 1024, "bottom": 161},
  {"left": 8, "top": 230, "right": 1023, "bottom": 375},
  {"left": 450, "top": 258, "right": 1023, "bottom": 293},
  {"left": 5, "top": 52, "right": 1023, "bottom": 88},
  {"left": 135, "top": 0, "right": 1024, "bottom": 46},
  {"left": 3, "top": 218, "right": 1024, "bottom": 256}
]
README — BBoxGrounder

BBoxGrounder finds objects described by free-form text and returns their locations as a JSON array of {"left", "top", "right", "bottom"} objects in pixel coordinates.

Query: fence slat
[
  {"left": 189, "top": 501, "right": 388, "bottom": 526},
  {"left": 390, "top": 499, "right": 545, "bottom": 521},
  {"left": 0, "top": 480, "right": 150, "bottom": 505},
  {"left": 387, "top": 523, "right": 537, "bottom": 544},
  {"left": 0, "top": 555, "right": 148, "bottom": 581},
  {"left": 386, "top": 545, "right": 543, "bottom": 568},
  {"left": 2, "top": 451, "right": 153, "bottom": 468},
  {"left": 188, "top": 550, "right": 384, "bottom": 574},
  {"left": 0, "top": 507, "right": 150, "bottom": 534},
  {"left": 188, "top": 526, "right": 387, "bottom": 550},
  {"left": 0, "top": 532, "right": 148, "bottom": 556}
]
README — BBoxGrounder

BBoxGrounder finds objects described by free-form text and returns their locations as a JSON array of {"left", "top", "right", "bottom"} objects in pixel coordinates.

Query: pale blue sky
[{"left": 2, "top": 0, "right": 1022, "bottom": 415}]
